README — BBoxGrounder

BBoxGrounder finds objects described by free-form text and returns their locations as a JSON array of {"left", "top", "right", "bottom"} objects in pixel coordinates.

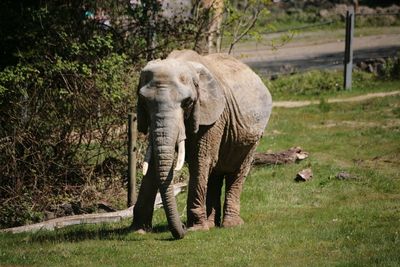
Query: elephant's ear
[{"left": 189, "top": 61, "right": 225, "bottom": 133}]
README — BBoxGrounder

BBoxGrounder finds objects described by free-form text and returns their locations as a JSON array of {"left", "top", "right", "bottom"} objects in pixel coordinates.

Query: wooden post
[
  {"left": 344, "top": 6, "right": 354, "bottom": 90},
  {"left": 128, "top": 113, "right": 137, "bottom": 207}
]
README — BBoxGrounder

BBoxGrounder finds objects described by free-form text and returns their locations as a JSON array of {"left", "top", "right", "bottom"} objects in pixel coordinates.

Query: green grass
[
  {"left": 264, "top": 70, "right": 400, "bottom": 101},
  {"left": 1, "top": 82, "right": 400, "bottom": 266}
]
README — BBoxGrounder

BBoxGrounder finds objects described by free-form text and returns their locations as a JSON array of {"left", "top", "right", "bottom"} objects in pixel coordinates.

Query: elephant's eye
[{"left": 179, "top": 74, "right": 188, "bottom": 85}]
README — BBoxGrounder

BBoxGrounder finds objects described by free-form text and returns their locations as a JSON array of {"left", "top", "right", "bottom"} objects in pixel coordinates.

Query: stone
[
  {"left": 367, "top": 64, "right": 375, "bottom": 73},
  {"left": 44, "top": 211, "right": 56, "bottom": 221},
  {"left": 357, "top": 61, "right": 368, "bottom": 71},
  {"left": 319, "top": 9, "right": 330, "bottom": 18},
  {"left": 295, "top": 168, "right": 313, "bottom": 182}
]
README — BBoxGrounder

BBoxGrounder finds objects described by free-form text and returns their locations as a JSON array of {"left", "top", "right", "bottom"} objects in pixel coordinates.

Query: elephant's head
[{"left": 137, "top": 58, "right": 225, "bottom": 239}]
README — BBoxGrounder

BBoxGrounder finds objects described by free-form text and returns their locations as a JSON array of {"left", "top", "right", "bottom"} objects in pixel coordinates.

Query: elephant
[{"left": 132, "top": 49, "right": 272, "bottom": 239}]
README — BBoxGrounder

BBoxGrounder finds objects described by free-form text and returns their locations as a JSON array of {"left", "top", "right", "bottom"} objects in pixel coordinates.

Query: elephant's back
[{"left": 204, "top": 54, "right": 272, "bottom": 138}]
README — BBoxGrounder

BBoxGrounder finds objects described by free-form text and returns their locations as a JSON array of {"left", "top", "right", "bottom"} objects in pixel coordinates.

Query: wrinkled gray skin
[{"left": 133, "top": 50, "right": 272, "bottom": 239}]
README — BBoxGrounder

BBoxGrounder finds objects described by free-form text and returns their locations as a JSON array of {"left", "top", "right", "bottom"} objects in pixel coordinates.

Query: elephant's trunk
[{"left": 153, "top": 125, "right": 186, "bottom": 239}]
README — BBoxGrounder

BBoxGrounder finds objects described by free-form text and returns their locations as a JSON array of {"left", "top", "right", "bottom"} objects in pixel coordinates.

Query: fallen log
[
  {"left": 1, "top": 183, "right": 187, "bottom": 234},
  {"left": 253, "top": 147, "right": 308, "bottom": 166}
]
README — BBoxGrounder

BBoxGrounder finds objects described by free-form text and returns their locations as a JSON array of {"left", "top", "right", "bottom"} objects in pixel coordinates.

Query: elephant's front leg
[
  {"left": 186, "top": 126, "right": 223, "bottom": 231},
  {"left": 132, "top": 162, "right": 158, "bottom": 232},
  {"left": 186, "top": 158, "right": 212, "bottom": 231}
]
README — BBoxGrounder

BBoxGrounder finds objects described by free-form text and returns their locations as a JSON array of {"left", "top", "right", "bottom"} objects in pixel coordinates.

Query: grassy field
[
  {"left": 1, "top": 81, "right": 399, "bottom": 266},
  {"left": 265, "top": 71, "right": 400, "bottom": 101}
]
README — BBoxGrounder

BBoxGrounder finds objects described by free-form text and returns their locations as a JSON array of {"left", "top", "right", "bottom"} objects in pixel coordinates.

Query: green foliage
[
  {"left": 0, "top": 1, "right": 138, "bottom": 228},
  {"left": 356, "top": 14, "right": 400, "bottom": 28},
  {"left": 379, "top": 56, "right": 400, "bottom": 80},
  {"left": 265, "top": 70, "right": 343, "bottom": 98},
  {"left": 264, "top": 70, "right": 387, "bottom": 100}
]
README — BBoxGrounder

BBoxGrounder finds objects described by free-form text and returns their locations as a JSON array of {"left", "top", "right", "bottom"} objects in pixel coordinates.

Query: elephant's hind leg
[
  {"left": 206, "top": 172, "right": 224, "bottom": 228},
  {"left": 222, "top": 144, "right": 257, "bottom": 228},
  {"left": 132, "top": 164, "right": 158, "bottom": 233}
]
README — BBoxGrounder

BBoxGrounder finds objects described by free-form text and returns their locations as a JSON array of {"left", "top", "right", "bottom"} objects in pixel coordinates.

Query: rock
[
  {"left": 280, "top": 64, "right": 296, "bottom": 74},
  {"left": 358, "top": 6, "right": 375, "bottom": 15},
  {"left": 59, "top": 203, "right": 74, "bottom": 216},
  {"left": 270, "top": 74, "right": 279, "bottom": 81},
  {"left": 357, "top": 61, "right": 368, "bottom": 71},
  {"left": 44, "top": 211, "right": 56, "bottom": 221},
  {"left": 376, "top": 58, "right": 386, "bottom": 64},
  {"left": 386, "top": 5, "right": 400, "bottom": 14},
  {"left": 295, "top": 168, "right": 313, "bottom": 182},
  {"left": 333, "top": 4, "right": 348, "bottom": 19},
  {"left": 375, "top": 7, "right": 385, "bottom": 14},
  {"left": 367, "top": 64, "right": 375, "bottom": 73},
  {"left": 319, "top": 9, "right": 330, "bottom": 18}
]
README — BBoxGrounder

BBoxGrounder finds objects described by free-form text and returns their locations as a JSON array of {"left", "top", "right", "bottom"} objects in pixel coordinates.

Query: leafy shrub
[
  {"left": 265, "top": 70, "right": 375, "bottom": 99},
  {"left": 265, "top": 70, "right": 342, "bottom": 97},
  {"left": 379, "top": 56, "right": 400, "bottom": 80},
  {"left": 0, "top": 4, "right": 137, "bottom": 228},
  {"left": 356, "top": 14, "right": 400, "bottom": 28}
]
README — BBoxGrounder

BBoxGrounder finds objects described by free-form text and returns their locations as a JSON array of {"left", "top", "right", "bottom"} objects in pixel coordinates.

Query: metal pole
[
  {"left": 344, "top": 6, "right": 354, "bottom": 90},
  {"left": 128, "top": 113, "right": 137, "bottom": 207}
]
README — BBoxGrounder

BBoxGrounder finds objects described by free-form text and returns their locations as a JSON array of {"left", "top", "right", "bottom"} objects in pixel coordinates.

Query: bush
[
  {"left": 264, "top": 70, "right": 376, "bottom": 99},
  {"left": 0, "top": 4, "right": 137, "bottom": 228},
  {"left": 265, "top": 70, "right": 342, "bottom": 97},
  {"left": 379, "top": 56, "right": 400, "bottom": 80}
]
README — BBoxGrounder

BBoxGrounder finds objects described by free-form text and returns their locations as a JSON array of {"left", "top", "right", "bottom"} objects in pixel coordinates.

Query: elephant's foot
[
  {"left": 187, "top": 222, "right": 209, "bottom": 232},
  {"left": 222, "top": 216, "right": 244, "bottom": 228}
]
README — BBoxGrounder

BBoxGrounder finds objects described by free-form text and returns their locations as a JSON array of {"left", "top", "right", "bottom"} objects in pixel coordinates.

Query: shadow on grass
[{"left": 27, "top": 221, "right": 173, "bottom": 243}]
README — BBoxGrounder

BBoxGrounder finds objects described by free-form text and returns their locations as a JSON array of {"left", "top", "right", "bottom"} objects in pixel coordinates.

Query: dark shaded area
[{"left": 23, "top": 222, "right": 174, "bottom": 243}]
